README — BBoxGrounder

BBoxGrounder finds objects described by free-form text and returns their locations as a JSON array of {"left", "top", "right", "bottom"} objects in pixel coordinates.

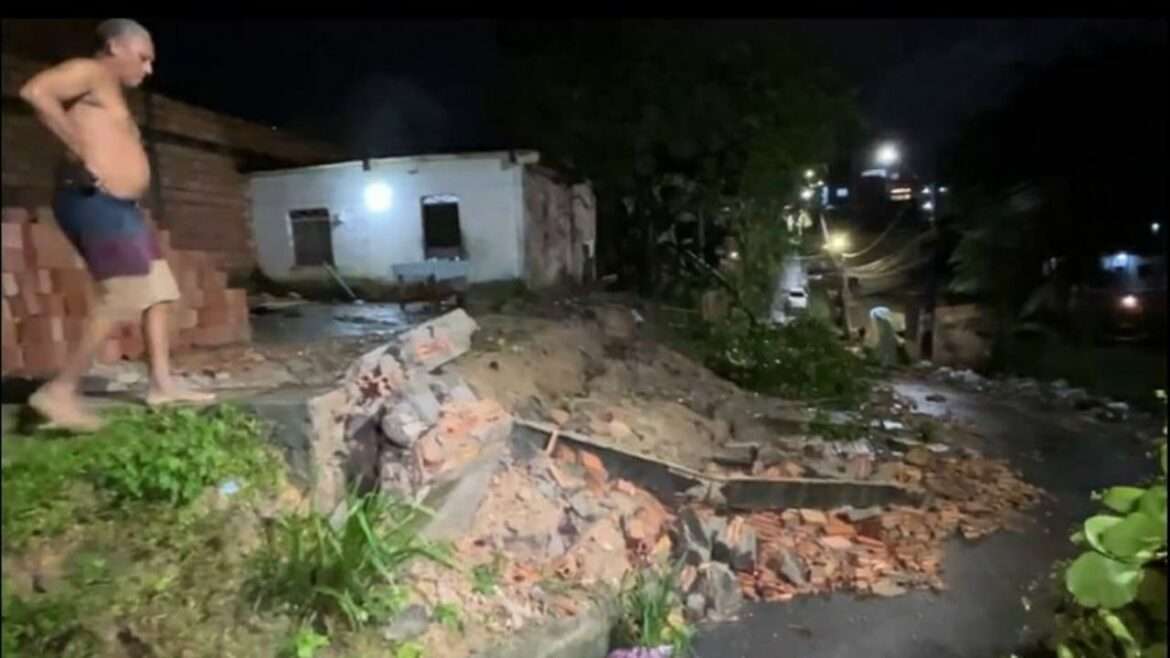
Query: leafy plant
[
  {"left": 247, "top": 490, "right": 447, "bottom": 630},
  {"left": 433, "top": 602, "right": 464, "bottom": 633},
  {"left": 280, "top": 625, "right": 330, "bottom": 658},
  {"left": 471, "top": 554, "right": 503, "bottom": 596},
  {"left": 394, "top": 641, "right": 425, "bottom": 658},
  {"left": 1052, "top": 391, "right": 1167, "bottom": 657},
  {"left": 91, "top": 406, "right": 277, "bottom": 506},
  {"left": 700, "top": 313, "right": 871, "bottom": 404},
  {"left": 611, "top": 565, "right": 695, "bottom": 657},
  {"left": 1, "top": 583, "right": 101, "bottom": 658},
  {"left": 1, "top": 406, "right": 278, "bottom": 549}
]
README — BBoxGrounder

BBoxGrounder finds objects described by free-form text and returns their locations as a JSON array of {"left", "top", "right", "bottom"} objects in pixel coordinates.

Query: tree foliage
[
  {"left": 490, "top": 21, "right": 863, "bottom": 289},
  {"left": 942, "top": 36, "right": 1167, "bottom": 322}
]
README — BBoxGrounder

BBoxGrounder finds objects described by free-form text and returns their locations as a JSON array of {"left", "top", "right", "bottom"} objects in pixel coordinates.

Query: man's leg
[
  {"left": 141, "top": 301, "right": 214, "bottom": 406},
  {"left": 29, "top": 312, "right": 119, "bottom": 431}
]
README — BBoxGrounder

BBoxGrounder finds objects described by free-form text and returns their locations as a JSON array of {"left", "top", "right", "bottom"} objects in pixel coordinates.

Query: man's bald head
[{"left": 95, "top": 19, "right": 154, "bottom": 88}]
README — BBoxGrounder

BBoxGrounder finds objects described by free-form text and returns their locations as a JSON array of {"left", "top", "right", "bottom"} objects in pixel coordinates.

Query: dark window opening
[
  {"left": 421, "top": 195, "right": 463, "bottom": 259},
  {"left": 289, "top": 207, "right": 334, "bottom": 267}
]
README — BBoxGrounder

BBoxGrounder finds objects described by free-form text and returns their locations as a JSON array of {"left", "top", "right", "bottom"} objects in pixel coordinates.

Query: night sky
[{"left": 141, "top": 19, "right": 1166, "bottom": 174}]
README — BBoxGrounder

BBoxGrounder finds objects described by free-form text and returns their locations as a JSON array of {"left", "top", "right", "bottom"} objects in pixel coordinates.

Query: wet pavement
[
  {"left": 249, "top": 301, "right": 430, "bottom": 344},
  {"left": 692, "top": 376, "right": 1159, "bottom": 658}
]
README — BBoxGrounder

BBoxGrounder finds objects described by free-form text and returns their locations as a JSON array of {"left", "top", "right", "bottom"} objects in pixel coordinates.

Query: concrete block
[
  {"left": 419, "top": 436, "right": 507, "bottom": 542},
  {"left": 396, "top": 308, "right": 478, "bottom": 372},
  {"left": 238, "top": 386, "right": 350, "bottom": 513}
]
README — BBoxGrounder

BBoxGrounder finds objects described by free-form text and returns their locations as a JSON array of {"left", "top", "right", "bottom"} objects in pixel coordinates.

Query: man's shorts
[{"left": 53, "top": 186, "right": 180, "bottom": 321}]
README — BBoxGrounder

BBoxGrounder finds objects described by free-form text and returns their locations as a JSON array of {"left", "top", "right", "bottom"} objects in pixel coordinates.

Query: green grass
[
  {"left": 693, "top": 314, "right": 874, "bottom": 406},
  {"left": 471, "top": 554, "right": 503, "bottom": 596},
  {"left": 2, "top": 405, "right": 280, "bottom": 550},
  {"left": 611, "top": 565, "right": 695, "bottom": 657},
  {"left": 247, "top": 490, "right": 450, "bottom": 631}
]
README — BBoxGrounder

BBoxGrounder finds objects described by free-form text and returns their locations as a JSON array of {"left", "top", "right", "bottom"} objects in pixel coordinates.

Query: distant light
[
  {"left": 890, "top": 172, "right": 901, "bottom": 181},
  {"left": 875, "top": 143, "right": 900, "bottom": 167},
  {"left": 1114, "top": 252, "right": 1130, "bottom": 267},
  {"left": 800, "top": 188, "right": 814, "bottom": 201},
  {"left": 939, "top": 186, "right": 949, "bottom": 194},
  {"left": 1120, "top": 294, "right": 1140, "bottom": 311},
  {"left": 922, "top": 201, "right": 935, "bottom": 211},
  {"left": 1153, "top": 222, "right": 1162, "bottom": 235},
  {"left": 922, "top": 186, "right": 932, "bottom": 195},
  {"left": 861, "top": 169, "right": 887, "bottom": 178},
  {"left": 728, "top": 250, "right": 740, "bottom": 261},
  {"left": 836, "top": 187, "right": 849, "bottom": 199},
  {"left": 815, "top": 180, "right": 825, "bottom": 188},
  {"left": 364, "top": 181, "right": 393, "bottom": 212},
  {"left": 825, "top": 233, "right": 850, "bottom": 253},
  {"left": 804, "top": 169, "right": 816, "bottom": 179}
]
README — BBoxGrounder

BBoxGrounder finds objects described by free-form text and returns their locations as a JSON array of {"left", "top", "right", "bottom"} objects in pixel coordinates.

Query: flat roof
[{"left": 248, "top": 149, "right": 541, "bottom": 179}]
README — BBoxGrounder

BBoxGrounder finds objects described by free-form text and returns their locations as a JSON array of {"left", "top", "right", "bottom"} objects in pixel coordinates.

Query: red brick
[
  {"left": 1, "top": 223, "right": 23, "bottom": 249},
  {"left": 1, "top": 345, "right": 24, "bottom": 374},
  {"left": 198, "top": 306, "right": 230, "bottom": 328},
  {"left": 120, "top": 335, "right": 144, "bottom": 360},
  {"left": 96, "top": 338, "right": 123, "bottom": 364},
  {"left": 191, "top": 325, "right": 235, "bottom": 347},
  {"left": 34, "top": 206, "right": 57, "bottom": 226},
  {"left": 19, "top": 316, "right": 65, "bottom": 343},
  {"left": 38, "top": 294, "right": 66, "bottom": 317},
  {"left": 182, "top": 288, "right": 206, "bottom": 308},
  {"left": 36, "top": 269, "right": 53, "bottom": 294},
  {"left": 202, "top": 288, "right": 227, "bottom": 310},
  {"left": 1, "top": 208, "right": 32, "bottom": 224},
  {"left": 62, "top": 317, "right": 87, "bottom": 342},
  {"left": 25, "top": 224, "right": 83, "bottom": 269},
  {"left": 202, "top": 270, "right": 227, "bottom": 291},
  {"left": 2, "top": 272, "right": 18, "bottom": 297},
  {"left": 2, "top": 314, "right": 16, "bottom": 347},
  {"left": 2, "top": 247, "right": 28, "bottom": 272},
  {"left": 17, "top": 279, "right": 41, "bottom": 316},
  {"left": 20, "top": 341, "right": 68, "bottom": 377}
]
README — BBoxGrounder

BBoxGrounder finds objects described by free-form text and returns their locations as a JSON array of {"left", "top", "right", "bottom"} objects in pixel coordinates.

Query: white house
[{"left": 248, "top": 150, "right": 596, "bottom": 290}]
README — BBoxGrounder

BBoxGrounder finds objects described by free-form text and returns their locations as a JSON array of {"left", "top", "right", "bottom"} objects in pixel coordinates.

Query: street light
[
  {"left": 824, "top": 232, "right": 850, "bottom": 253},
  {"left": 875, "top": 143, "right": 900, "bottom": 167},
  {"left": 804, "top": 169, "right": 816, "bottom": 180},
  {"left": 922, "top": 201, "right": 934, "bottom": 212},
  {"left": 800, "top": 188, "right": 814, "bottom": 201}
]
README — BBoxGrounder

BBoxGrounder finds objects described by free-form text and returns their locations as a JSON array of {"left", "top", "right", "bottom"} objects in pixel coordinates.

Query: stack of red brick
[{"left": 1, "top": 206, "right": 251, "bottom": 377}]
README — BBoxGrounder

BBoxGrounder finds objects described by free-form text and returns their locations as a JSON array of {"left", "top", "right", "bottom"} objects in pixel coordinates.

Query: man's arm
[{"left": 19, "top": 59, "right": 103, "bottom": 160}]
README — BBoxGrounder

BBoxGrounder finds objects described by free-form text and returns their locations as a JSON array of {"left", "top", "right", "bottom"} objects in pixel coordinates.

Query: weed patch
[
  {"left": 611, "top": 565, "right": 694, "bottom": 657},
  {"left": 247, "top": 490, "right": 448, "bottom": 631},
  {"left": 693, "top": 313, "right": 873, "bottom": 405}
]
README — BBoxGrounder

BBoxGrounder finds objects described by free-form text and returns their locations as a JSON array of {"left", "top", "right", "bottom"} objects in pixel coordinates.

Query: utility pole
[{"left": 821, "top": 214, "right": 853, "bottom": 336}]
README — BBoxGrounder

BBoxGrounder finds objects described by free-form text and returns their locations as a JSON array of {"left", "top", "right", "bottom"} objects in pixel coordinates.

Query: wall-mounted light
[{"left": 364, "top": 182, "right": 393, "bottom": 212}]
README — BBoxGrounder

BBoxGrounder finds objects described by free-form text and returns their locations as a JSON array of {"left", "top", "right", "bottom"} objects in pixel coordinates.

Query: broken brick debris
[{"left": 712, "top": 448, "right": 1043, "bottom": 602}]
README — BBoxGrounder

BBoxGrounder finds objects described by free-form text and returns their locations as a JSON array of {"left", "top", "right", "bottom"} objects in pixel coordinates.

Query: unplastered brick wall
[
  {"left": 1, "top": 206, "right": 251, "bottom": 377},
  {"left": 1, "top": 49, "right": 343, "bottom": 277}
]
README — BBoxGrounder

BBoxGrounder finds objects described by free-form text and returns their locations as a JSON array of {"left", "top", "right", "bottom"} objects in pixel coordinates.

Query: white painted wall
[{"left": 249, "top": 153, "right": 528, "bottom": 284}]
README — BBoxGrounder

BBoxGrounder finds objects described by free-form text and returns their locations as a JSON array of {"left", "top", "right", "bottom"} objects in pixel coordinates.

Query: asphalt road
[{"left": 692, "top": 377, "right": 1160, "bottom": 658}]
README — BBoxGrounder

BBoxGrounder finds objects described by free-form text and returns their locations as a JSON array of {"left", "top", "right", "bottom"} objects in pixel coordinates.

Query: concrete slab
[{"left": 473, "top": 594, "right": 618, "bottom": 658}]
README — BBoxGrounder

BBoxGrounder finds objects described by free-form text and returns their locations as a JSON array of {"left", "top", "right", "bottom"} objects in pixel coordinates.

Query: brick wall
[{"left": 1, "top": 47, "right": 343, "bottom": 276}]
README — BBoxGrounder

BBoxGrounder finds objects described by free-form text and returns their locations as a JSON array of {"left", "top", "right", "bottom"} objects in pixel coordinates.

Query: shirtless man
[{"left": 20, "top": 18, "right": 213, "bottom": 431}]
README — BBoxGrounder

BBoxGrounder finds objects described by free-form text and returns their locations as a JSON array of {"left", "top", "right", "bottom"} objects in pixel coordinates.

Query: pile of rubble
[
  {"left": 669, "top": 444, "right": 1045, "bottom": 613},
  {"left": 405, "top": 444, "right": 674, "bottom": 643}
]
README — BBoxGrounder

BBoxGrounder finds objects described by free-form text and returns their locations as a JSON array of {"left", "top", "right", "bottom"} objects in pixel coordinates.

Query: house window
[
  {"left": 420, "top": 195, "right": 462, "bottom": 259},
  {"left": 288, "top": 207, "right": 334, "bottom": 267}
]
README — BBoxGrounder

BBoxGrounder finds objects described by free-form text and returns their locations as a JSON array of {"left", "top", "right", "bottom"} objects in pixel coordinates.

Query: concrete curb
[{"left": 472, "top": 593, "right": 619, "bottom": 658}]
